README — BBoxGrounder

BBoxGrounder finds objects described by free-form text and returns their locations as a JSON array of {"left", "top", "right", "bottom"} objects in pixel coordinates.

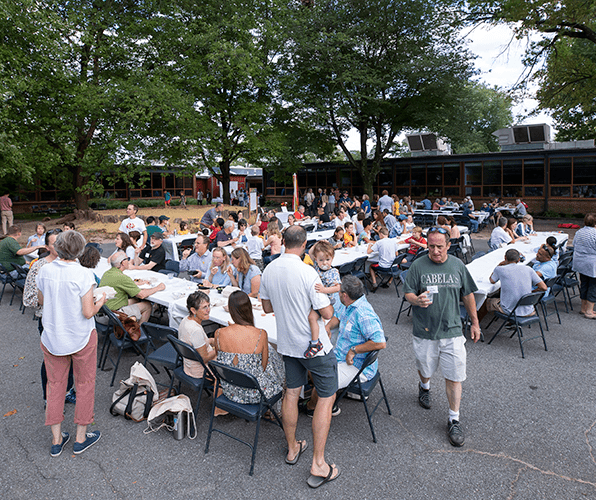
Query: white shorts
[
  {"left": 337, "top": 362, "right": 368, "bottom": 389},
  {"left": 413, "top": 336, "right": 466, "bottom": 382}
]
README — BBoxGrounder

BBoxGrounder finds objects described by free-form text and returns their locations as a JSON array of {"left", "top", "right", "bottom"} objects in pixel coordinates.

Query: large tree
[
  {"left": 280, "top": 0, "right": 476, "bottom": 196},
  {"left": 467, "top": 0, "right": 596, "bottom": 140},
  {"left": 0, "top": 0, "right": 179, "bottom": 209}
]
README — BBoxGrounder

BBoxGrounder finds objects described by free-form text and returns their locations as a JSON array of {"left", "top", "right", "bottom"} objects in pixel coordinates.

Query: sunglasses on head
[{"left": 428, "top": 226, "right": 450, "bottom": 235}]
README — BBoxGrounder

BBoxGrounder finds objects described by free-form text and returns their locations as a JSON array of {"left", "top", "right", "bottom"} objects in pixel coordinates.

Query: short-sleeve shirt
[
  {"left": 490, "top": 264, "right": 542, "bottom": 316},
  {"left": 573, "top": 227, "right": 596, "bottom": 278},
  {"left": 27, "top": 233, "right": 46, "bottom": 247},
  {"left": 371, "top": 238, "right": 399, "bottom": 268},
  {"left": 216, "top": 231, "right": 232, "bottom": 244},
  {"left": 178, "top": 316, "right": 212, "bottom": 378},
  {"left": 334, "top": 296, "right": 385, "bottom": 380},
  {"left": 142, "top": 245, "right": 166, "bottom": 272},
  {"left": 489, "top": 226, "right": 512, "bottom": 249},
  {"left": 260, "top": 254, "right": 331, "bottom": 358},
  {"left": 146, "top": 225, "right": 163, "bottom": 238},
  {"left": 378, "top": 195, "right": 393, "bottom": 213},
  {"left": 99, "top": 266, "right": 141, "bottom": 311},
  {"left": 119, "top": 217, "right": 146, "bottom": 235},
  {"left": 179, "top": 250, "right": 212, "bottom": 279},
  {"left": 235, "top": 264, "right": 261, "bottom": 294},
  {"left": 37, "top": 260, "right": 96, "bottom": 355},
  {"left": 403, "top": 255, "right": 478, "bottom": 340},
  {"left": 0, "top": 236, "right": 25, "bottom": 272},
  {"left": 405, "top": 236, "right": 426, "bottom": 255},
  {"left": 246, "top": 235, "right": 264, "bottom": 260},
  {"left": 201, "top": 208, "right": 218, "bottom": 226}
]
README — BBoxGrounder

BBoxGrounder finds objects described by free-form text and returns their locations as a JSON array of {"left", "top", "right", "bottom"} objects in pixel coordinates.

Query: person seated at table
[
  {"left": 399, "top": 226, "right": 427, "bottom": 267},
  {"left": 421, "top": 196, "right": 432, "bottom": 210},
  {"left": 461, "top": 204, "right": 479, "bottom": 233},
  {"left": 246, "top": 225, "right": 265, "bottom": 270},
  {"left": 334, "top": 208, "right": 350, "bottom": 228},
  {"left": 27, "top": 223, "right": 46, "bottom": 248},
  {"left": 63, "top": 222, "right": 75, "bottom": 231},
  {"left": 545, "top": 236, "right": 559, "bottom": 264},
  {"left": 358, "top": 218, "right": 374, "bottom": 244},
  {"left": 178, "top": 221, "right": 190, "bottom": 235},
  {"left": 157, "top": 215, "right": 172, "bottom": 236},
  {"left": 432, "top": 198, "right": 441, "bottom": 210},
  {"left": 258, "top": 214, "right": 269, "bottom": 235},
  {"left": 215, "top": 291, "right": 285, "bottom": 404},
  {"left": 230, "top": 248, "right": 261, "bottom": 297},
  {"left": 489, "top": 217, "right": 512, "bottom": 250},
  {"left": 0, "top": 225, "right": 43, "bottom": 277},
  {"left": 286, "top": 213, "right": 297, "bottom": 227},
  {"left": 304, "top": 240, "right": 341, "bottom": 358},
  {"left": 203, "top": 247, "right": 233, "bottom": 288},
  {"left": 107, "top": 232, "right": 136, "bottom": 265},
  {"left": 447, "top": 216, "right": 461, "bottom": 239},
  {"left": 216, "top": 221, "right": 239, "bottom": 248},
  {"left": 368, "top": 227, "right": 400, "bottom": 291},
  {"left": 505, "top": 218, "right": 528, "bottom": 243},
  {"left": 529, "top": 244, "right": 557, "bottom": 296},
  {"left": 80, "top": 245, "right": 102, "bottom": 286},
  {"left": 208, "top": 217, "right": 224, "bottom": 246},
  {"left": 437, "top": 215, "right": 450, "bottom": 233},
  {"left": 129, "top": 232, "right": 167, "bottom": 273},
  {"left": 263, "top": 223, "right": 282, "bottom": 256},
  {"left": 371, "top": 209, "right": 386, "bottom": 236},
  {"left": 127, "top": 230, "right": 143, "bottom": 265},
  {"left": 516, "top": 215, "right": 535, "bottom": 237},
  {"left": 383, "top": 209, "right": 399, "bottom": 235},
  {"left": 100, "top": 251, "right": 165, "bottom": 323},
  {"left": 232, "top": 219, "right": 249, "bottom": 243},
  {"left": 488, "top": 248, "right": 547, "bottom": 316},
  {"left": 180, "top": 234, "right": 211, "bottom": 282},
  {"left": 515, "top": 198, "right": 527, "bottom": 217},
  {"left": 316, "top": 205, "right": 331, "bottom": 224},
  {"left": 145, "top": 216, "right": 161, "bottom": 238},
  {"left": 228, "top": 212, "right": 239, "bottom": 224},
  {"left": 328, "top": 227, "right": 345, "bottom": 249},
  {"left": 343, "top": 221, "right": 357, "bottom": 247},
  {"left": 294, "top": 205, "right": 308, "bottom": 220},
  {"left": 403, "top": 214, "right": 415, "bottom": 233}
]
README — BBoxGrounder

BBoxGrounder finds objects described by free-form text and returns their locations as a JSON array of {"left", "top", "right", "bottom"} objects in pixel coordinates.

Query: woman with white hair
[{"left": 37, "top": 231, "right": 106, "bottom": 457}]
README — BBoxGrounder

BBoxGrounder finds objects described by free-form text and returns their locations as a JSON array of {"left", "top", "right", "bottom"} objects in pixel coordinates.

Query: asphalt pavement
[{"left": 1, "top": 238, "right": 595, "bottom": 499}]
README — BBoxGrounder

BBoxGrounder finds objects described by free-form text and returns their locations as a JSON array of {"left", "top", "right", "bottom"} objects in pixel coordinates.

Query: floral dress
[{"left": 216, "top": 329, "right": 284, "bottom": 404}]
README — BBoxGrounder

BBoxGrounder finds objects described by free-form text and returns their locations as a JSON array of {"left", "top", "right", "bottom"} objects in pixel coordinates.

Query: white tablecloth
[{"left": 465, "top": 232, "right": 568, "bottom": 309}]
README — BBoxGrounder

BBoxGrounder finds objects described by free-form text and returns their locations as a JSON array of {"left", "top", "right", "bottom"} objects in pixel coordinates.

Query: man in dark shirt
[
  {"left": 216, "top": 221, "right": 238, "bottom": 247},
  {"left": 130, "top": 232, "right": 167, "bottom": 272},
  {"left": 316, "top": 206, "right": 331, "bottom": 223},
  {"left": 462, "top": 206, "right": 479, "bottom": 233}
]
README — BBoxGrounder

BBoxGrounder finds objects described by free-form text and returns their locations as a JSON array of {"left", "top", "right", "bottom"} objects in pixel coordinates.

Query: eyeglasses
[{"left": 47, "top": 228, "right": 63, "bottom": 235}]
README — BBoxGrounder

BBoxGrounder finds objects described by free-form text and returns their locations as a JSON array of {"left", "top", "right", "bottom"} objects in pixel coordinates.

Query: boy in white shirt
[
  {"left": 246, "top": 225, "right": 264, "bottom": 269},
  {"left": 367, "top": 227, "right": 399, "bottom": 292}
]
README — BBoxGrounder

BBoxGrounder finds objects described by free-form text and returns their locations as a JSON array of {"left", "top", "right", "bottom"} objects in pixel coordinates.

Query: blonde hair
[
  {"left": 210, "top": 247, "right": 230, "bottom": 272},
  {"left": 412, "top": 226, "right": 423, "bottom": 234},
  {"left": 312, "top": 240, "right": 335, "bottom": 259},
  {"left": 230, "top": 247, "right": 255, "bottom": 274}
]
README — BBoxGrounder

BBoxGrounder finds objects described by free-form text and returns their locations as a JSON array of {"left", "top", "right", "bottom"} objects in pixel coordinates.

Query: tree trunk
[
  {"left": 219, "top": 160, "right": 231, "bottom": 205},
  {"left": 70, "top": 165, "right": 90, "bottom": 210}
]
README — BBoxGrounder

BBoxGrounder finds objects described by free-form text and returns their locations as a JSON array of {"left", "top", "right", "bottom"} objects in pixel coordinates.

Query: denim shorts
[{"left": 283, "top": 351, "right": 338, "bottom": 398}]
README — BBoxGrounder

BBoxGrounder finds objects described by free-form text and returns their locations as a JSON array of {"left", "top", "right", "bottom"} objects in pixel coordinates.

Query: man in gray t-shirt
[{"left": 489, "top": 248, "right": 547, "bottom": 316}]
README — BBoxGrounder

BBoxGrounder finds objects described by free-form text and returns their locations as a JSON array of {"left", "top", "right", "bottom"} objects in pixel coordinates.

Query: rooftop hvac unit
[
  {"left": 406, "top": 133, "right": 448, "bottom": 152},
  {"left": 493, "top": 124, "right": 551, "bottom": 146}
]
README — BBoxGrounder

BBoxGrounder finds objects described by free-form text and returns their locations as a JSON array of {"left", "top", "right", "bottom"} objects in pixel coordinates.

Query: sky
[{"left": 344, "top": 24, "right": 553, "bottom": 150}]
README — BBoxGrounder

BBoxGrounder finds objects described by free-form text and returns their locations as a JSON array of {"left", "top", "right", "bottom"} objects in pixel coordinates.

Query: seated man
[
  {"left": 462, "top": 205, "right": 479, "bottom": 233},
  {"left": 303, "top": 275, "right": 386, "bottom": 415},
  {"left": 129, "top": 232, "right": 167, "bottom": 272},
  {"left": 383, "top": 209, "right": 398, "bottom": 233},
  {"left": 488, "top": 248, "right": 547, "bottom": 316},
  {"left": 157, "top": 215, "right": 172, "bottom": 236},
  {"left": 530, "top": 244, "right": 557, "bottom": 297},
  {"left": 179, "top": 234, "right": 212, "bottom": 282},
  {"left": 294, "top": 205, "right": 308, "bottom": 220},
  {"left": 0, "top": 225, "right": 42, "bottom": 277},
  {"left": 489, "top": 217, "right": 512, "bottom": 250},
  {"left": 515, "top": 198, "right": 527, "bottom": 217},
  {"left": 216, "top": 221, "right": 239, "bottom": 247},
  {"left": 99, "top": 251, "right": 165, "bottom": 323},
  {"left": 316, "top": 205, "right": 331, "bottom": 224}
]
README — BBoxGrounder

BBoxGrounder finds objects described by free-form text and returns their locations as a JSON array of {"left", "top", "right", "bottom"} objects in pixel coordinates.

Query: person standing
[
  {"left": 573, "top": 213, "right": 596, "bottom": 319},
  {"left": 118, "top": 204, "right": 148, "bottom": 250},
  {"left": 197, "top": 189, "right": 204, "bottom": 206},
  {"left": 403, "top": 227, "right": 481, "bottom": 447},
  {"left": 260, "top": 226, "right": 340, "bottom": 488},
  {"left": 1, "top": 192, "right": 14, "bottom": 235}
]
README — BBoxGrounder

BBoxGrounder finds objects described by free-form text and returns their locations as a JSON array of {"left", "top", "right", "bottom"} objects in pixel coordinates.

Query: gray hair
[
  {"left": 54, "top": 231, "right": 87, "bottom": 260},
  {"left": 341, "top": 275, "right": 365, "bottom": 301},
  {"left": 111, "top": 251, "right": 128, "bottom": 268},
  {"left": 498, "top": 217, "right": 507, "bottom": 228},
  {"left": 223, "top": 221, "right": 235, "bottom": 230}
]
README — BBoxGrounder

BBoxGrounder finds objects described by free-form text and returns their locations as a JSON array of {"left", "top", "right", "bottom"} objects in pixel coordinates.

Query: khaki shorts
[
  {"left": 118, "top": 304, "right": 142, "bottom": 321},
  {"left": 413, "top": 336, "right": 466, "bottom": 382},
  {"left": 337, "top": 362, "right": 367, "bottom": 390}
]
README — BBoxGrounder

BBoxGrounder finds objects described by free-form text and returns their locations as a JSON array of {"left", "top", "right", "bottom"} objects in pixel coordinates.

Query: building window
[
  {"left": 464, "top": 162, "right": 481, "bottom": 185},
  {"left": 523, "top": 159, "right": 544, "bottom": 185},
  {"left": 503, "top": 160, "right": 522, "bottom": 184},
  {"left": 483, "top": 161, "right": 500, "bottom": 185}
]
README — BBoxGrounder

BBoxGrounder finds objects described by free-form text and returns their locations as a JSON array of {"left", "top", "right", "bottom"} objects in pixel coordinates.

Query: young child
[
  {"left": 179, "top": 191, "right": 187, "bottom": 209},
  {"left": 399, "top": 226, "right": 427, "bottom": 266},
  {"left": 209, "top": 217, "right": 224, "bottom": 245},
  {"left": 343, "top": 221, "right": 357, "bottom": 247},
  {"left": 368, "top": 227, "right": 399, "bottom": 290},
  {"left": 404, "top": 215, "right": 415, "bottom": 233},
  {"left": 305, "top": 240, "right": 341, "bottom": 358},
  {"left": 246, "top": 224, "right": 264, "bottom": 270},
  {"left": 178, "top": 221, "right": 190, "bottom": 235}
]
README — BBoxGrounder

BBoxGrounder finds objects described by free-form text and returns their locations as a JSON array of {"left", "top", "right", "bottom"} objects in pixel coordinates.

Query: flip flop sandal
[
  {"left": 285, "top": 440, "right": 308, "bottom": 465},
  {"left": 307, "top": 464, "right": 341, "bottom": 488}
]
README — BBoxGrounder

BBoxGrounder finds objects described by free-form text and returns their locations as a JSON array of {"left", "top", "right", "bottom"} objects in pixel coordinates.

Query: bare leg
[
  {"left": 584, "top": 301, "right": 595, "bottom": 317},
  {"left": 75, "top": 424, "right": 88, "bottom": 444},
  {"left": 445, "top": 379, "right": 462, "bottom": 413},
  {"left": 310, "top": 394, "right": 336, "bottom": 477},
  {"left": 282, "top": 387, "right": 302, "bottom": 462},
  {"left": 307, "top": 309, "right": 320, "bottom": 343},
  {"left": 50, "top": 423, "right": 63, "bottom": 445},
  {"left": 418, "top": 371, "right": 430, "bottom": 385},
  {"left": 370, "top": 267, "right": 377, "bottom": 286}
]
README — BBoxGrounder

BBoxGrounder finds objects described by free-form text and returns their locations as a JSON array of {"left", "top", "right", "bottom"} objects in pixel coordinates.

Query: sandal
[{"left": 304, "top": 340, "right": 323, "bottom": 358}]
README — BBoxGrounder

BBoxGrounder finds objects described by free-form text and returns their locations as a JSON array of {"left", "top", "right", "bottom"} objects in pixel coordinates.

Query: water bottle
[{"left": 173, "top": 411, "right": 186, "bottom": 440}]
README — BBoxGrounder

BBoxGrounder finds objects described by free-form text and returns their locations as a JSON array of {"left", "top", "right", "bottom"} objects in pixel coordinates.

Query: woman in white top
[
  {"left": 107, "top": 232, "right": 136, "bottom": 264},
  {"left": 37, "top": 231, "right": 106, "bottom": 457}
]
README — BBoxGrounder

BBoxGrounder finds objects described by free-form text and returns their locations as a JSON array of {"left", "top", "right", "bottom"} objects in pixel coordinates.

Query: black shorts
[{"left": 283, "top": 351, "right": 338, "bottom": 398}]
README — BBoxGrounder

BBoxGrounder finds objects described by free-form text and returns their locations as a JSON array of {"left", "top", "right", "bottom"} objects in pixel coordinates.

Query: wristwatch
[{"left": 350, "top": 346, "right": 357, "bottom": 355}]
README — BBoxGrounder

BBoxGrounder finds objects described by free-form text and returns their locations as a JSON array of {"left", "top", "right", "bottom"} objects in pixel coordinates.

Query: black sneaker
[
  {"left": 331, "top": 402, "right": 341, "bottom": 417},
  {"left": 418, "top": 384, "right": 431, "bottom": 409},
  {"left": 447, "top": 420, "right": 465, "bottom": 447},
  {"left": 299, "top": 399, "right": 314, "bottom": 417}
]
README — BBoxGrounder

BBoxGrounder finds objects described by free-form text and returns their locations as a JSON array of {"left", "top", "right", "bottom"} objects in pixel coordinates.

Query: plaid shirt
[{"left": 334, "top": 295, "right": 385, "bottom": 380}]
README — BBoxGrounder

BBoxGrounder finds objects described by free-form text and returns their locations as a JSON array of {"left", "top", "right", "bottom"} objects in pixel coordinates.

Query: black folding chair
[
  {"left": 336, "top": 260, "right": 355, "bottom": 277},
  {"left": 351, "top": 256, "right": 370, "bottom": 293},
  {"left": 0, "top": 262, "right": 22, "bottom": 306},
  {"left": 374, "top": 255, "right": 402, "bottom": 289},
  {"left": 166, "top": 335, "right": 215, "bottom": 415},
  {"left": 487, "top": 291, "right": 546, "bottom": 358},
  {"left": 335, "top": 350, "right": 391, "bottom": 443},
  {"left": 12, "top": 263, "right": 29, "bottom": 312},
  {"left": 100, "top": 307, "right": 153, "bottom": 386},
  {"left": 142, "top": 323, "right": 180, "bottom": 380},
  {"left": 205, "top": 360, "right": 283, "bottom": 476},
  {"left": 395, "top": 271, "right": 412, "bottom": 324},
  {"left": 539, "top": 277, "right": 562, "bottom": 331}
]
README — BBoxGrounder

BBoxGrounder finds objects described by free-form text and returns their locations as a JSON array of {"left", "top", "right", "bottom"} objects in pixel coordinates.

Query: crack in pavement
[
  {"left": 507, "top": 465, "right": 528, "bottom": 500},
  {"left": 585, "top": 418, "right": 596, "bottom": 468},
  {"left": 433, "top": 448, "right": 596, "bottom": 491},
  {"left": 80, "top": 456, "right": 125, "bottom": 499},
  {"left": 6, "top": 427, "right": 57, "bottom": 481}
]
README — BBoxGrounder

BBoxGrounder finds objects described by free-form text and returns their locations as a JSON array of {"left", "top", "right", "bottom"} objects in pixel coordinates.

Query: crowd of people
[{"left": 2, "top": 187, "right": 594, "bottom": 488}]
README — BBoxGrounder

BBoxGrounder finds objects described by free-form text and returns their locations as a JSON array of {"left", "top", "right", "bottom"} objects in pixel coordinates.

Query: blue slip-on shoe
[
  {"left": 73, "top": 431, "right": 101, "bottom": 455},
  {"left": 50, "top": 432, "right": 70, "bottom": 457}
]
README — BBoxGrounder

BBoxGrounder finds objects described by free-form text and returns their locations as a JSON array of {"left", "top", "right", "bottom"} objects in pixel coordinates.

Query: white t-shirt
[
  {"left": 246, "top": 235, "right": 264, "bottom": 260},
  {"left": 372, "top": 238, "right": 399, "bottom": 268},
  {"left": 37, "top": 260, "right": 96, "bottom": 355},
  {"left": 490, "top": 264, "right": 542, "bottom": 316},
  {"left": 260, "top": 253, "right": 331, "bottom": 358},
  {"left": 178, "top": 316, "right": 212, "bottom": 378},
  {"left": 490, "top": 226, "right": 512, "bottom": 249},
  {"left": 378, "top": 195, "right": 393, "bottom": 213},
  {"left": 119, "top": 217, "right": 146, "bottom": 235}
]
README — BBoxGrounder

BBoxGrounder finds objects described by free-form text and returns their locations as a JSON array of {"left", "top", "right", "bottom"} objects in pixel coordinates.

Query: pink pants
[{"left": 41, "top": 330, "right": 97, "bottom": 427}]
